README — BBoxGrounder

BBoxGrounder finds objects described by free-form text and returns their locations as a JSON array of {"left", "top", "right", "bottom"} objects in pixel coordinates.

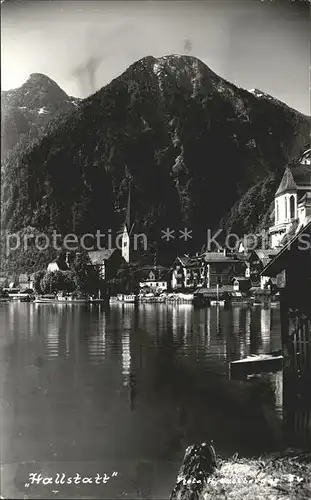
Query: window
[
  {"left": 290, "top": 195, "right": 295, "bottom": 219},
  {"left": 275, "top": 200, "right": 279, "bottom": 222},
  {"left": 284, "top": 197, "right": 288, "bottom": 220}
]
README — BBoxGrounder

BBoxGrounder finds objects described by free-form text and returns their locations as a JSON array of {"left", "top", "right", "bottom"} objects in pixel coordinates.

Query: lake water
[{"left": 0, "top": 302, "right": 283, "bottom": 499}]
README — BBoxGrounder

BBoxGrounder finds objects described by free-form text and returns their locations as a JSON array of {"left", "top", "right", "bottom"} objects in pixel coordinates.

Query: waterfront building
[
  {"left": 171, "top": 255, "right": 207, "bottom": 290},
  {"left": 203, "top": 249, "right": 246, "bottom": 288},
  {"left": 246, "top": 249, "right": 279, "bottom": 289},
  {"left": 269, "top": 146, "right": 311, "bottom": 249},
  {"left": 137, "top": 266, "right": 169, "bottom": 292},
  {"left": 18, "top": 273, "right": 35, "bottom": 290}
]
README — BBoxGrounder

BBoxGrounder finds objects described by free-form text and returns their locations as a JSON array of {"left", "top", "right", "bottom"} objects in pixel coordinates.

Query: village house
[
  {"left": 246, "top": 249, "right": 279, "bottom": 289},
  {"left": 269, "top": 146, "right": 311, "bottom": 249},
  {"left": 47, "top": 253, "right": 70, "bottom": 272},
  {"left": 171, "top": 255, "right": 207, "bottom": 290},
  {"left": 18, "top": 274, "right": 35, "bottom": 291},
  {"left": 137, "top": 266, "right": 169, "bottom": 292},
  {"left": 202, "top": 249, "right": 246, "bottom": 288},
  {"left": 87, "top": 248, "right": 124, "bottom": 282},
  {"left": 171, "top": 250, "right": 247, "bottom": 291}
]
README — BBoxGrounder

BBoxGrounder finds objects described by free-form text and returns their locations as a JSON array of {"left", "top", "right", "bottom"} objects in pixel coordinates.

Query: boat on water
[
  {"left": 3, "top": 288, "right": 35, "bottom": 302},
  {"left": 210, "top": 300, "right": 225, "bottom": 306},
  {"left": 109, "top": 294, "right": 137, "bottom": 304},
  {"left": 230, "top": 352, "right": 283, "bottom": 378},
  {"left": 270, "top": 301, "right": 280, "bottom": 308},
  {"left": 34, "top": 297, "right": 91, "bottom": 304}
]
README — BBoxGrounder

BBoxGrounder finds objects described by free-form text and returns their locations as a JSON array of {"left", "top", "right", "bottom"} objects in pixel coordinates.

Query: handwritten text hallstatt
[{"left": 24, "top": 472, "right": 119, "bottom": 487}]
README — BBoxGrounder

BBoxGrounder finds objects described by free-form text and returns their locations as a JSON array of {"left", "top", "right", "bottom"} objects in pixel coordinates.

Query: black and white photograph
[{"left": 1, "top": 0, "right": 310, "bottom": 498}]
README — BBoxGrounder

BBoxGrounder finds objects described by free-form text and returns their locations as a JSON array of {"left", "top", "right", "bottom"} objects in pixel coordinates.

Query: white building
[
  {"left": 269, "top": 147, "right": 311, "bottom": 249},
  {"left": 47, "top": 253, "right": 70, "bottom": 272},
  {"left": 138, "top": 267, "right": 169, "bottom": 292}
]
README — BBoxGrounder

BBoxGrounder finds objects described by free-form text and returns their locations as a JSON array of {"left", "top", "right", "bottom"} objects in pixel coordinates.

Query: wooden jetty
[{"left": 261, "top": 221, "right": 311, "bottom": 448}]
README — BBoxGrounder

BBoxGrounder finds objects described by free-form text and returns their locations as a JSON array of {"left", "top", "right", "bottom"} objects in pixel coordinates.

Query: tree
[
  {"left": 71, "top": 252, "right": 100, "bottom": 295},
  {"left": 40, "top": 270, "right": 67, "bottom": 294},
  {"left": 33, "top": 270, "right": 46, "bottom": 294},
  {"left": 62, "top": 271, "right": 77, "bottom": 293},
  {"left": 109, "top": 262, "right": 139, "bottom": 294}
]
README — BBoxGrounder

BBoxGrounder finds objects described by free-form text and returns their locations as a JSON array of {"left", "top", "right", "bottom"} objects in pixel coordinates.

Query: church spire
[{"left": 125, "top": 180, "right": 131, "bottom": 230}]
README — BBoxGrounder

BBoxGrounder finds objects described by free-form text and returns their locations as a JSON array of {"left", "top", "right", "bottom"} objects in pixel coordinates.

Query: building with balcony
[{"left": 171, "top": 255, "right": 207, "bottom": 290}]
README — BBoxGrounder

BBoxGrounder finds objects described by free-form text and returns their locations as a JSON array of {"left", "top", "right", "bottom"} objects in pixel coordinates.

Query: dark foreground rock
[{"left": 170, "top": 442, "right": 217, "bottom": 500}]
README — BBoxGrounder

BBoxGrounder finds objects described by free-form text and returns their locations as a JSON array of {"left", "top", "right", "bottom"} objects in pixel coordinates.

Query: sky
[{"left": 1, "top": 0, "right": 310, "bottom": 114}]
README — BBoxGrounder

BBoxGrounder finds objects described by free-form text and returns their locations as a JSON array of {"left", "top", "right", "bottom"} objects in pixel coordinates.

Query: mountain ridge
[
  {"left": 1, "top": 54, "right": 310, "bottom": 271},
  {"left": 1, "top": 72, "right": 80, "bottom": 160}
]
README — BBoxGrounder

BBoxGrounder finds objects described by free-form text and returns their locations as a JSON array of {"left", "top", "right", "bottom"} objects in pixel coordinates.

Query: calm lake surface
[{"left": 0, "top": 302, "right": 283, "bottom": 499}]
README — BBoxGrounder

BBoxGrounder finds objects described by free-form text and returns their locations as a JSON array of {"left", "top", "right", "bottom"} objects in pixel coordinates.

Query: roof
[
  {"left": 278, "top": 220, "right": 299, "bottom": 247},
  {"left": 251, "top": 249, "right": 279, "bottom": 267},
  {"left": 195, "top": 285, "right": 234, "bottom": 296},
  {"left": 137, "top": 266, "right": 169, "bottom": 281},
  {"left": 203, "top": 252, "right": 240, "bottom": 263},
  {"left": 276, "top": 162, "right": 311, "bottom": 196},
  {"left": 176, "top": 255, "right": 191, "bottom": 266},
  {"left": 19, "top": 274, "right": 29, "bottom": 282},
  {"left": 48, "top": 258, "right": 69, "bottom": 271},
  {"left": 116, "top": 222, "right": 128, "bottom": 235},
  {"left": 298, "top": 192, "right": 311, "bottom": 205},
  {"left": 254, "top": 249, "right": 279, "bottom": 258},
  {"left": 275, "top": 167, "right": 297, "bottom": 196},
  {"left": 88, "top": 249, "right": 116, "bottom": 264},
  {"left": 116, "top": 222, "right": 135, "bottom": 236},
  {"left": 261, "top": 221, "right": 311, "bottom": 277},
  {"left": 186, "top": 259, "right": 205, "bottom": 268}
]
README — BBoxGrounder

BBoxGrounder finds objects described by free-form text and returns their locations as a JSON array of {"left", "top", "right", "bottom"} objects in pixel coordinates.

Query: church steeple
[
  {"left": 119, "top": 180, "right": 132, "bottom": 263},
  {"left": 125, "top": 181, "right": 131, "bottom": 231}
]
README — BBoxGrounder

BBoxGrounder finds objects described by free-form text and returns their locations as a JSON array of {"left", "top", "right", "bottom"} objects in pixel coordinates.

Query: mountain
[
  {"left": 1, "top": 55, "right": 310, "bottom": 271},
  {"left": 1, "top": 73, "right": 80, "bottom": 159}
]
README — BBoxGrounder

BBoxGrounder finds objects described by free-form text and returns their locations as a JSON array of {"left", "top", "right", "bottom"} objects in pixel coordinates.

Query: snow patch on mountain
[{"left": 38, "top": 107, "right": 48, "bottom": 115}]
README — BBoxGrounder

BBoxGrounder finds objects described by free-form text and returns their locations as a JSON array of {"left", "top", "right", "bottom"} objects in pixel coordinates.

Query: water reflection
[
  {"left": 261, "top": 307, "right": 271, "bottom": 352},
  {"left": 122, "top": 329, "right": 131, "bottom": 386},
  {"left": 0, "top": 302, "right": 286, "bottom": 500},
  {"left": 283, "top": 370, "right": 311, "bottom": 448}
]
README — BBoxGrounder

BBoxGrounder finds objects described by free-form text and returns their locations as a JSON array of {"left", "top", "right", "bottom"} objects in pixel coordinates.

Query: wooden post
[{"left": 279, "top": 289, "right": 289, "bottom": 358}]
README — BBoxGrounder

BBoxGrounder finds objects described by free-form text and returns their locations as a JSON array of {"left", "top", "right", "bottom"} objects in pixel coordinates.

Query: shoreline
[{"left": 170, "top": 445, "right": 311, "bottom": 500}]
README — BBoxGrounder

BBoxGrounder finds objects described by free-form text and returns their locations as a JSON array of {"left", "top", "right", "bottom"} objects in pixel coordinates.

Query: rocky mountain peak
[{"left": 1, "top": 73, "right": 80, "bottom": 159}]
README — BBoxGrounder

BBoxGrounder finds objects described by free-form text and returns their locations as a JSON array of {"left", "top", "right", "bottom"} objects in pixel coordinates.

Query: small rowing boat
[{"left": 230, "top": 353, "right": 283, "bottom": 378}]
